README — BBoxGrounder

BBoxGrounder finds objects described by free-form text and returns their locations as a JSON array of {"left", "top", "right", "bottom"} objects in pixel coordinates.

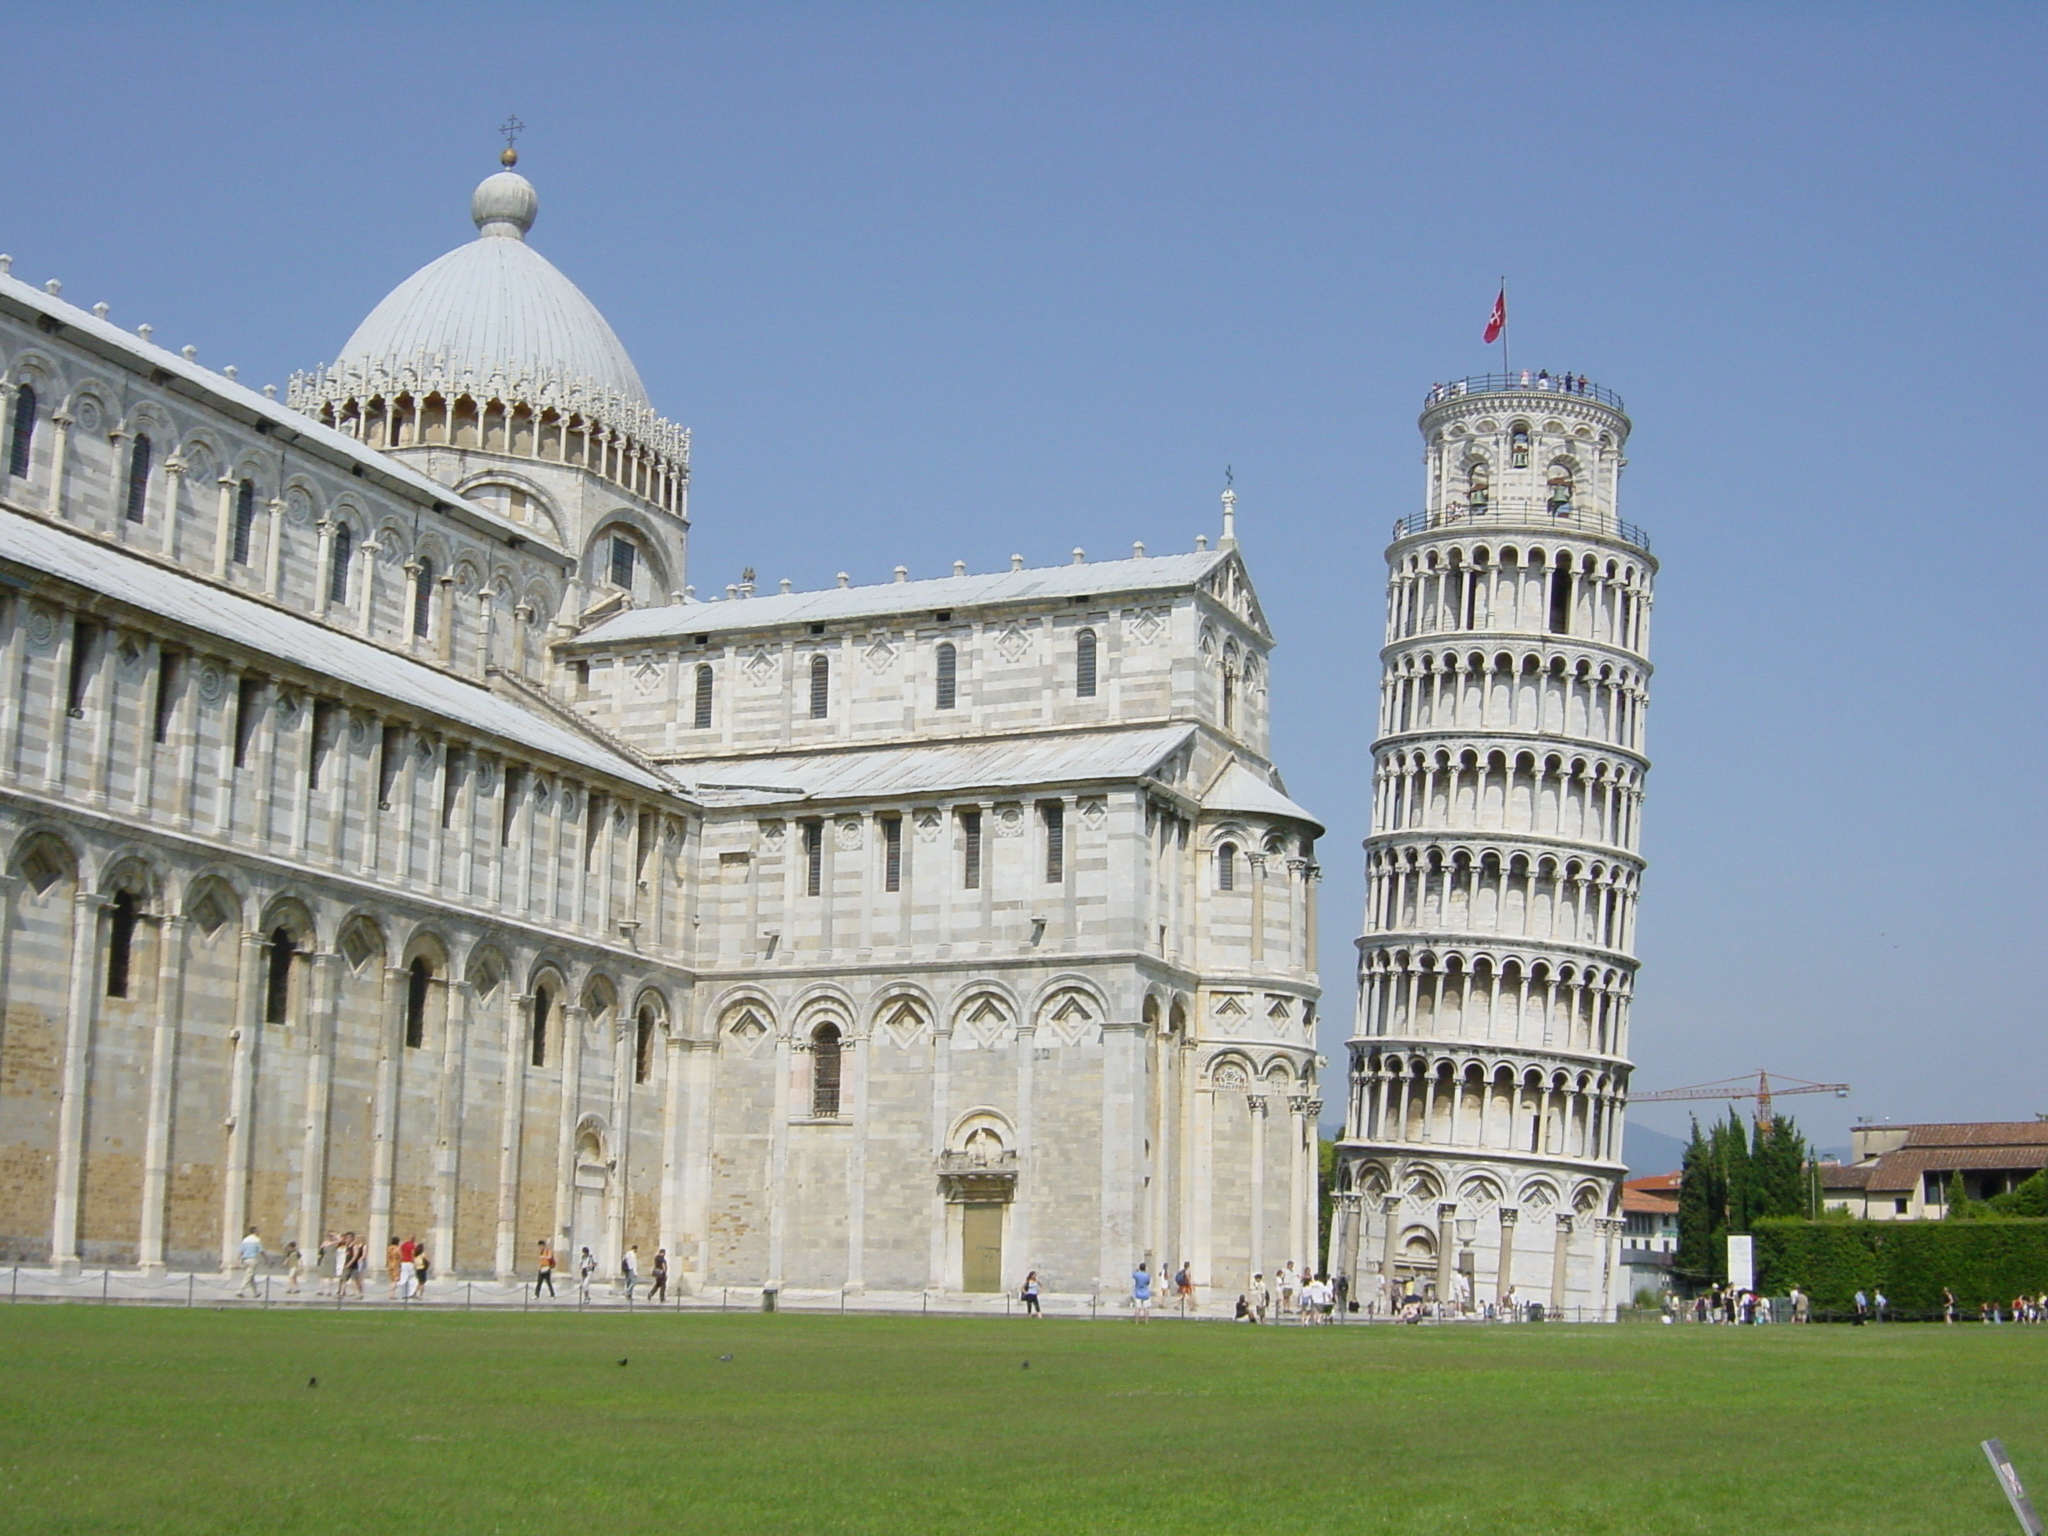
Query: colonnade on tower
[{"left": 1332, "top": 374, "right": 1656, "bottom": 1318}]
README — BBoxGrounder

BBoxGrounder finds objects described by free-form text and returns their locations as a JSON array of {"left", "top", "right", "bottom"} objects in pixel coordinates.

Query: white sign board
[{"left": 1726, "top": 1234, "right": 1754, "bottom": 1292}]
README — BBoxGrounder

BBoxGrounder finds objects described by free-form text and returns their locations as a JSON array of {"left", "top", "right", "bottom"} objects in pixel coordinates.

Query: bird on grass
[
  {"left": 617, "top": 1358, "right": 629, "bottom": 1367},
  {"left": 307, "top": 1377, "right": 318, "bottom": 1389},
  {"left": 1021, "top": 1362, "right": 1030, "bottom": 1370},
  {"left": 717, "top": 1353, "right": 734, "bottom": 1362}
]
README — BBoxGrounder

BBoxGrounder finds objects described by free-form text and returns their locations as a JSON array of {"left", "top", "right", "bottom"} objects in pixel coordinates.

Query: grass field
[{"left": 1, "top": 1308, "right": 2041, "bottom": 1535}]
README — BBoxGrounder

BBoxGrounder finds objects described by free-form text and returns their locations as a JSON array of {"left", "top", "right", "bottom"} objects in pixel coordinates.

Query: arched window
[
  {"left": 1548, "top": 465, "right": 1574, "bottom": 516},
  {"left": 1217, "top": 841, "right": 1237, "bottom": 891},
  {"left": 405, "top": 956, "right": 431, "bottom": 1048},
  {"left": 1509, "top": 423, "right": 1531, "bottom": 468},
  {"left": 328, "top": 523, "right": 354, "bottom": 606},
  {"left": 530, "top": 985, "right": 552, "bottom": 1067},
  {"left": 1467, "top": 462, "right": 1490, "bottom": 510},
  {"left": 124, "top": 435, "right": 152, "bottom": 523},
  {"left": 1222, "top": 665, "right": 1237, "bottom": 733},
  {"left": 1075, "top": 629, "right": 1098, "bottom": 698},
  {"left": 635, "top": 1007, "right": 657, "bottom": 1085},
  {"left": 692, "top": 663, "right": 713, "bottom": 729},
  {"left": 412, "top": 558, "right": 434, "bottom": 638},
  {"left": 231, "top": 479, "right": 258, "bottom": 565},
  {"left": 935, "top": 642, "right": 957, "bottom": 710},
  {"left": 811, "top": 1023, "right": 843, "bottom": 1116},
  {"left": 1548, "top": 553, "right": 1573, "bottom": 635},
  {"left": 264, "top": 926, "right": 296, "bottom": 1024},
  {"left": 7, "top": 384, "right": 37, "bottom": 478},
  {"left": 608, "top": 534, "right": 637, "bottom": 592},
  {"left": 105, "top": 890, "right": 140, "bottom": 998},
  {"left": 809, "top": 654, "right": 829, "bottom": 718}
]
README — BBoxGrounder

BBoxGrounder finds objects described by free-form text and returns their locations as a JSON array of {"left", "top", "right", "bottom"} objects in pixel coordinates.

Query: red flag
[{"left": 1483, "top": 288, "right": 1506, "bottom": 344}]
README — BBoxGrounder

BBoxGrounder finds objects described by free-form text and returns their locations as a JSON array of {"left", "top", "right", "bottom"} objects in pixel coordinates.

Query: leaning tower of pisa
[{"left": 1332, "top": 373, "right": 1655, "bottom": 1320}]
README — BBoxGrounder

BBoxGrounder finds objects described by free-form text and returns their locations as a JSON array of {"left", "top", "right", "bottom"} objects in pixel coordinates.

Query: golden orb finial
[{"left": 501, "top": 145, "right": 519, "bottom": 167}]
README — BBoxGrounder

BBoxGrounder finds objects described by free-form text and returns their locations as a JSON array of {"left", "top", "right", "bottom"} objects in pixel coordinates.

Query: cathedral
[{"left": 0, "top": 154, "right": 1326, "bottom": 1302}]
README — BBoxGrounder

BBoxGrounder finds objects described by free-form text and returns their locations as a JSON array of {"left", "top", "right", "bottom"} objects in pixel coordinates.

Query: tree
[
  {"left": 1675, "top": 1118, "right": 1721, "bottom": 1285},
  {"left": 1751, "top": 1112, "right": 1812, "bottom": 1220},
  {"left": 1945, "top": 1171, "right": 1973, "bottom": 1220}
]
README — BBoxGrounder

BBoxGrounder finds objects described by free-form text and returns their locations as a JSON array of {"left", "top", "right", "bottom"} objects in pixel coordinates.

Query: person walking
[
  {"left": 1944, "top": 1286, "right": 1957, "bottom": 1324},
  {"left": 1131, "top": 1262, "right": 1153, "bottom": 1322},
  {"left": 386, "top": 1237, "right": 402, "bottom": 1300},
  {"left": 1278, "top": 1261, "right": 1299, "bottom": 1316},
  {"left": 622, "top": 1246, "right": 639, "bottom": 1302},
  {"left": 1248, "top": 1273, "right": 1267, "bottom": 1324},
  {"left": 649, "top": 1249, "right": 669, "bottom": 1304},
  {"left": 1021, "top": 1271, "right": 1042, "bottom": 1318},
  {"left": 1174, "top": 1262, "right": 1194, "bottom": 1318},
  {"left": 412, "top": 1241, "right": 430, "bottom": 1297},
  {"left": 283, "top": 1241, "right": 303, "bottom": 1295},
  {"left": 535, "top": 1240, "right": 557, "bottom": 1299},
  {"left": 578, "top": 1246, "right": 597, "bottom": 1304},
  {"left": 397, "top": 1234, "right": 418, "bottom": 1300},
  {"left": 1853, "top": 1289, "right": 1869, "bottom": 1325},
  {"left": 1334, "top": 1272, "right": 1350, "bottom": 1321},
  {"left": 234, "top": 1227, "right": 264, "bottom": 1298},
  {"left": 1873, "top": 1289, "right": 1889, "bottom": 1324}
]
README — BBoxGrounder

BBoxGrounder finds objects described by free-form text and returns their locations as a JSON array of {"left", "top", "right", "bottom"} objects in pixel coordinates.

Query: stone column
[
  {"left": 553, "top": 1005, "right": 586, "bottom": 1254},
  {"left": 677, "top": 1036, "right": 717, "bottom": 1291},
  {"left": 843, "top": 1034, "right": 867, "bottom": 1292},
  {"left": 1343, "top": 1191, "right": 1366, "bottom": 1289},
  {"left": 1435, "top": 1201, "right": 1458, "bottom": 1305},
  {"left": 366, "top": 964, "right": 404, "bottom": 1262},
  {"left": 1549, "top": 1212, "right": 1574, "bottom": 1316},
  {"left": 1495, "top": 1206, "right": 1519, "bottom": 1305},
  {"left": 161, "top": 457, "right": 186, "bottom": 562},
  {"left": 1285, "top": 1094, "right": 1308, "bottom": 1269},
  {"left": 45, "top": 408, "right": 72, "bottom": 516},
  {"left": 1379, "top": 1193, "right": 1401, "bottom": 1286},
  {"left": 766, "top": 1023, "right": 791, "bottom": 1288},
  {"left": 295, "top": 951, "right": 340, "bottom": 1261},
  {"left": 658, "top": 1032, "right": 685, "bottom": 1271},
  {"left": 49, "top": 890, "right": 107, "bottom": 1275},
  {"left": 432, "top": 979, "right": 471, "bottom": 1275},
  {"left": 494, "top": 989, "right": 530, "bottom": 1281},
  {"left": 1246, "top": 1093, "right": 1268, "bottom": 1281},
  {"left": 313, "top": 519, "right": 337, "bottom": 616},
  {"left": 1097, "top": 1020, "right": 1145, "bottom": 1291},
  {"left": 262, "top": 497, "right": 286, "bottom": 600},
  {"left": 1305, "top": 1096, "right": 1324, "bottom": 1273},
  {"left": 211, "top": 475, "right": 236, "bottom": 581},
  {"left": 218, "top": 929, "right": 264, "bottom": 1268}
]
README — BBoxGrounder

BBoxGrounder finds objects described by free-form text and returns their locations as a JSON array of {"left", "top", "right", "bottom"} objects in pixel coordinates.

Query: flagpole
[{"left": 1500, "top": 274, "right": 1509, "bottom": 383}]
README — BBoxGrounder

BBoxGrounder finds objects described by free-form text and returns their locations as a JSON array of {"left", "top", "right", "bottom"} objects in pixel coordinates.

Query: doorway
[{"left": 962, "top": 1203, "right": 1003, "bottom": 1293}]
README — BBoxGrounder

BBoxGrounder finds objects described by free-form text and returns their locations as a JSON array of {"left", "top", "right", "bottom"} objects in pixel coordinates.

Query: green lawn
[{"left": 1, "top": 1308, "right": 2040, "bottom": 1535}]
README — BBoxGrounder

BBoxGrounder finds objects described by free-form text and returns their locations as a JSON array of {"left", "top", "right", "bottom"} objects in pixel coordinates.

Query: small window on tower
[
  {"left": 935, "top": 643, "right": 957, "bottom": 710},
  {"left": 1548, "top": 465, "right": 1574, "bottom": 516},
  {"left": 1510, "top": 423, "right": 1531, "bottom": 468},
  {"left": 1467, "top": 462, "right": 1490, "bottom": 509},
  {"left": 692, "top": 663, "right": 714, "bottom": 729},
  {"left": 609, "top": 535, "right": 637, "bottom": 591}
]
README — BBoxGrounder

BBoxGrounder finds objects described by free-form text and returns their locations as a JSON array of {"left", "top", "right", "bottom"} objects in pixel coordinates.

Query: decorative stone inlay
[
  {"left": 25, "top": 607, "right": 58, "bottom": 651},
  {"left": 862, "top": 635, "right": 895, "bottom": 671},
  {"left": 993, "top": 804, "right": 1024, "bottom": 837},
  {"left": 914, "top": 811, "right": 942, "bottom": 843},
  {"left": 743, "top": 646, "right": 777, "bottom": 685},
  {"left": 758, "top": 820, "right": 786, "bottom": 853},
  {"left": 1078, "top": 796, "right": 1107, "bottom": 829},
  {"left": 196, "top": 666, "right": 225, "bottom": 703},
  {"left": 996, "top": 622, "right": 1031, "bottom": 662},
  {"left": 834, "top": 816, "right": 863, "bottom": 850}
]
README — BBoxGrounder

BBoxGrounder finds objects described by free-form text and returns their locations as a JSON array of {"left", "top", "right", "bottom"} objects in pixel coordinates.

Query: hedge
[{"left": 1753, "top": 1217, "right": 2048, "bottom": 1313}]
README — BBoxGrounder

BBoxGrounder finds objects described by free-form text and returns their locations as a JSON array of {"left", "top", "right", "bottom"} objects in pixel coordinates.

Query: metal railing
[
  {"left": 1391, "top": 498, "right": 1651, "bottom": 552},
  {"left": 1425, "top": 374, "right": 1626, "bottom": 412}
]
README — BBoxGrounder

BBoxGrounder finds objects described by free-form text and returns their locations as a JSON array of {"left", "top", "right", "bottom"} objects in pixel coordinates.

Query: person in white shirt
[
  {"left": 622, "top": 1247, "right": 639, "bottom": 1301},
  {"left": 235, "top": 1228, "right": 264, "bottom": 1297}
]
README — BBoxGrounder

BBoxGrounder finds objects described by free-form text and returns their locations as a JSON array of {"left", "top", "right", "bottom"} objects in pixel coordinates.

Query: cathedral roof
[
  {"left": 1200, "top": 758, "right": 1323, "bottom": 833},
  {"left": 666, "top": 725, "right": 1197, "bottom": 807},
  {"left": 583, "top": 550, "right": 1238, "bottom": 642},
  {"left": 0, "top": 506, "right": 668, "bottom": 793},
  {"left": 320, "top": 165, "right": 650, "bottom": 410}
]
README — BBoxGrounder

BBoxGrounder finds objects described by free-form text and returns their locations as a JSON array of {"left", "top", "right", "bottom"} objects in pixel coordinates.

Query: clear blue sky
[{"left": 7, "top": 3, "right": 2043, "bottom": 1156}]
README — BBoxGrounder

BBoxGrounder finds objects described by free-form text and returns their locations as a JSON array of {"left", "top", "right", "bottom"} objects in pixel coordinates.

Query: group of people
[
  {"left": 1426, "top": 370, "right": 1594, "bottom": 404},
  {"left": 311, "top": 1232, "right": 431, "bottom": 1300},
  {"left": 531, "top": 1241, "right": 669, "bottom": 1304},
  {"left": 1229, "top": 1262, "right": 1346, "bottom": 1324},
  {"left": 1943, "top": 1287, "right": 2047, "bottom": 1324},
  {"left": 1677, "top": 1285, "right": 1789, "bottom": 1324}
]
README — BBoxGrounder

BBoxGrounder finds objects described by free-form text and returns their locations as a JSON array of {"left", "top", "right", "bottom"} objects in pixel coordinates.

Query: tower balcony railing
[
  {"left": 1424, "top": 374, "right": 1627, "bottom": 413},
  {"left": 1391, "top": 498, "right": 1651, "bottom": 553}
]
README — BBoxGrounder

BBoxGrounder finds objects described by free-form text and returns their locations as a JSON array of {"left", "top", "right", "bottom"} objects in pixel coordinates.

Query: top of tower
[{"left": 1423, "top": 372, "right": 1626, "bottom": 417}]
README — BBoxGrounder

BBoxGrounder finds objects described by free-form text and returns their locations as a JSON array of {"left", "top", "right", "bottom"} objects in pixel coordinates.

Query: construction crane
[{"left": 1633, "top": 1071, "right": 1850, "bottom": 1132}]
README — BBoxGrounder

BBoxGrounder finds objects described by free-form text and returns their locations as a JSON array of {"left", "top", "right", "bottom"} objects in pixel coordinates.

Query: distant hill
[{"left": 1623, "top": 1121, "right": 1689, "bottom": 1179}]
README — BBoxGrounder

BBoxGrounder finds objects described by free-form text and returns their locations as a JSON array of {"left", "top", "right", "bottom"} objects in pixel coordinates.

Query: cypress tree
[{"left": 1676, "top": 1118, "right": 1719, "bottom": 1284}]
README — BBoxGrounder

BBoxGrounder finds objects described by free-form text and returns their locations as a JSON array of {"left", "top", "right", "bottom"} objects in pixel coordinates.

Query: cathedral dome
[{"left": 330, "top": 167, "right": 649, "bottom": 406}]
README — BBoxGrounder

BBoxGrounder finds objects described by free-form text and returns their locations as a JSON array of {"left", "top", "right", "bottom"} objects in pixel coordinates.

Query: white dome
[{"left": 331, "top": 170, "right": 649, "bottom": 407}]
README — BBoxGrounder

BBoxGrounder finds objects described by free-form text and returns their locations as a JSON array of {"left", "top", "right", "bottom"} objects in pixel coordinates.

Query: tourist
[
  {"left": 1334, "top": 1272, "right": 1350, "bottom": 1320},
  {"left": 649, "top": 1249, "right": 669, "bottom": 1304},
  {"left": 235, "top": 1226, "right": 264, "bottom": 1298},
  {"left": 1174, "top": 1262, "right": 1194, "bottom": 1317},
  {"left": 346, "top": 1234, "right": 367, "bottom": 1298},
  {"left": 386, "top": 1237, "right": 402, "bottom": 1299},
  {"left": 283, "top": 1241, "right": 303, "bottom": 1294},
  {"left": 315, "top": 1232, "right": 338, "bottom": 1296},
  {"left": 535, "top": 1240, "right": 557, "bottom": 1298},
  {"left": 1943, "top": 1286, "right": 1957, "bottom": 1324},
  {"left": 398, "top": 1234, "right": 418, "bottom": 1299},
  {"left": 1248, "top": 1272, "right": 1266, "bottom": 1323},
  {"left": 1131, "top": 1262, "right": 1153, "bottom": 1322},
  {"left": 1873, "top": 1288, "right": 1888, "bottom": 1323},
  {"left": 1278, "top": 1261, "right": 1298, "bottom": 1315},
  {"left": 413, "top": 1241, "right": 430, "bottom": 1296},
  {"left": 1021, "top": 1270, "right": 1042, "bottom": 1317},
  {"left": 578, "top": 1246, "right": 597, "bottom": 1303},
  {"left": 1790, "top": 1285, "right": 1810, "bottom": 1323},
  {"left": 1234, "top": 1293, "right": 1252, "bottom": 1322},
  {"left": 622, "top": 1246, "right": 639, "bottom": 1302}
]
